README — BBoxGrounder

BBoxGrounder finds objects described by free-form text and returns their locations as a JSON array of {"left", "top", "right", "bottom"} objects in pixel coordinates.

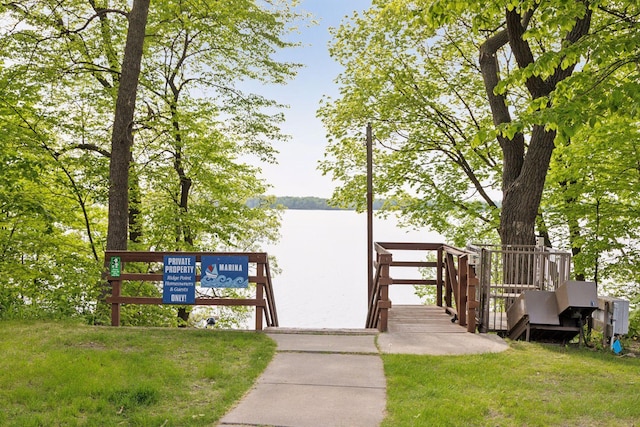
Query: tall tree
[
  {"left": 319, "top": 0, "right": 638, "bottom": 253},
  {"left": 106, "top": 0, "right": 150, "bottom": 251},
  {"left": 0, "top": 0, "right": 306, "bottom": 324},
  {"left": 480, "top": 3, "right": 591, "bottom": 246},
  {"left": 137, "top": 0, "right": 300, "bottom": 252}
]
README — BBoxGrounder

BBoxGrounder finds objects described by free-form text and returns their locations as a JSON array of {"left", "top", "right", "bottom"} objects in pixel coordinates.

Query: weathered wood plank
[{"left": 387, "top": 305, "right": 467, "bottom": 334}]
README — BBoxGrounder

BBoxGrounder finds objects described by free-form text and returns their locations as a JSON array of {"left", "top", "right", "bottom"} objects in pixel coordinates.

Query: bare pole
[{"left": 367, "top": 123, "right": 374, "bottom": 302}]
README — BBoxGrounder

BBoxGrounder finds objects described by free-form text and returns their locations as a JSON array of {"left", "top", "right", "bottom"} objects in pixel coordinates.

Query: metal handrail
[{"left": 468, "top": 245, "right": 572, "bottom": 332}]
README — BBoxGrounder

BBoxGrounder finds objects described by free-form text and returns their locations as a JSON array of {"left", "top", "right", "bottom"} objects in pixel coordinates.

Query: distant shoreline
[{"left": 248, "top": 196, "right": 386, "bottom": 210}]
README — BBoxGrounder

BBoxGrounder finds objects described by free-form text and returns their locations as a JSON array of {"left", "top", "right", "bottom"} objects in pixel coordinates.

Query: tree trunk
[
  {"left": 479, "top": 5, "right": 591, "bottom": 247},
  {"left": 129, "top": 165, "right": 143, "bottom": 243},
  {"left": 561, "top": 179, "right": 586, "bottom": 281},
  {"left": 106, "top": 0, "right": 150, "bottom": 251},
  {"left": 499, "top": 125, "right": 556, "bottom": 246}
]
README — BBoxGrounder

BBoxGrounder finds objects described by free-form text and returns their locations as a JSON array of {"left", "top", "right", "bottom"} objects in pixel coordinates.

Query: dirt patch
[
  {"left": 622, "top": 338, "right": 640, "bottom": 357},
  {"left": 74, "top": 341, "right": 108, "bottom": 350}
]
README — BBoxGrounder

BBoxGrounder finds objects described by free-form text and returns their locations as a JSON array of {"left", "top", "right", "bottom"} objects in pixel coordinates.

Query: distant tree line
[{"left": 247, "top": 197, "right": 386, "bottom": 210}]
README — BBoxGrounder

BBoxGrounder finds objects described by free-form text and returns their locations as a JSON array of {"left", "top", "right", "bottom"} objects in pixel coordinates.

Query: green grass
[
  {"left": 0, "top": 320, "right": 275, "bottom": 426},
  {"left": 382, "top": 341, "right": 640, "bottom": 426},
  {"left": 4, "top": 322, "right": 639, "bottom": 426}
]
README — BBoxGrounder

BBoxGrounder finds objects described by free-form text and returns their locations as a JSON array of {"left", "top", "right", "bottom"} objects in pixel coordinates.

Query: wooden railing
[
  {"left": 442, "top": 245, "right": 479, "bottom": 332},
  {"left": 104, "top": 251, "right": 278, "bottom": 330},
  {"left": 366, "top": 243, "right": 478, "bottom": 333}
]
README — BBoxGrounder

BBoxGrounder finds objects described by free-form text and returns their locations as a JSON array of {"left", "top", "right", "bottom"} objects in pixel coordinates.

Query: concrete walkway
[
  {"left": 218, "top": 330, "right": 385, "bottom": 427},
  {"left": 218, "top": 306, "right": 509, "bottom": 427}
]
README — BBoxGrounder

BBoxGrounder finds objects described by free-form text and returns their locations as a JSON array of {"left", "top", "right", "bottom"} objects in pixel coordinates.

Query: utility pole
[{"left": 366, "top": 123, "right": 373, "bottom": 302}]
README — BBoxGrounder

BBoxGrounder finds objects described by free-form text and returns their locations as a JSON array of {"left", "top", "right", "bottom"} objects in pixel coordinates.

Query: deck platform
[
  {"left": 386, "top": 304, "right": 465, "bottom": 334},
  {"left": 378, "top": 305, "right": 508, "bottom": 355}
]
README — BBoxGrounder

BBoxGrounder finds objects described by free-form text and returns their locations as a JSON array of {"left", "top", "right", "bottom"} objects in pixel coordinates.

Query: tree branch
[
  {"left": 64, "top": 9, "right": 129, "bottom": 35},
  {"left": 63, "top": 143, "right": 111, "bottom": 158},
  {"left": 506, "top": 8, "right": 550, "bottom": 97}
]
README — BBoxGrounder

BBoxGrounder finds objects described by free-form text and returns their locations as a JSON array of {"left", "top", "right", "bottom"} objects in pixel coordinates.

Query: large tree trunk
[
  {"left": 129, "top": 166, "right": 143, "bottom": 243},
  {"left": 106, "top": 0, "right": 150, "bottom": 251},
  {"left": 499, "top": 125, "right": 556, "bottom": 246},
  {"left": 479, "top": 5, "right": 591, "bottom": 247}
]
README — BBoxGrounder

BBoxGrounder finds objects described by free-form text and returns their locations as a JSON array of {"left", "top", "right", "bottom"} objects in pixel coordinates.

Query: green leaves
[
  {"left": 320, "top": 0, "right": 640, "bottom": 294},
  {"left": 0, "top": 0, "right": 306, "bottom": 322}
]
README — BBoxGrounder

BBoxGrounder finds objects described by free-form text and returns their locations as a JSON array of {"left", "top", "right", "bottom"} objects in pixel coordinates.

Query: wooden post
[
  {"left": 467, "top": 265, "right": 479, "bottom": 333},
  {"left": 366, "top": 123, "right": 374, "bottom": 303},
  {"left": 445, "top": 254, "right": 453, "bottom": 309},
  {"left": 111, "top": 280, "right": 121, "bottom": 326},
  {"left": 379, "top": 282, "right": 389, "bottom": 332},
  {"left": 436, "top": 247, "right": 443, "bottom": 307},
  {"left": 256, "top": 261, "right": 264, "bottom": 331},
  {"left": 378, "top": 256, "right": 391, "bottom": 332},
  {"left": 458, "top": 256, "right": 468, "bottom": 327}
]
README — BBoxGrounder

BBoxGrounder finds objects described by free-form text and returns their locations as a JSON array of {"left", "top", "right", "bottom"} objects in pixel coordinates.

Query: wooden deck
[
  {"left": 386, "top": 305, "right": 468, "bottom": 334},
  {"left": 378, "top": 304, "right": 510, "bottom": 355}
]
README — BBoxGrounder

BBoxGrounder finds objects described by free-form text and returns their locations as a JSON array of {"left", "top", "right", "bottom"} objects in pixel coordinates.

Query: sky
[{"left": 248, "top": 0, "right": 372, "bottom": 198}]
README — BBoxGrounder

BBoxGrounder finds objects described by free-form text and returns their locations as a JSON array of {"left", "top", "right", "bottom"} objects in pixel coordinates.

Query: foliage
[
  {"left": 0, "top": 0, "right": 308, "bottom": 323},
  {"left": 382, "top": 341, "right": 640, "bottom": 426},
  {"left": 0, "top": 320, "right": 276, "bottom": 426},
  {"left": 318, "top": 0, "right": 509, "bottom": 246},
  {"left": 320, "top": 1, "right": 640, "bottom": 291},
  {"left": 0, "top": 73, "right": 107, "bottom": 320},
  {"left": 629, "top": 304, "right": 640, "bottom": 338}
]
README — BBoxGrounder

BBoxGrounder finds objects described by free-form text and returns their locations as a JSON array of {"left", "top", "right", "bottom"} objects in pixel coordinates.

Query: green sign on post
[{"left": 110, "top": 256, "right": 121, "bottom": 277}]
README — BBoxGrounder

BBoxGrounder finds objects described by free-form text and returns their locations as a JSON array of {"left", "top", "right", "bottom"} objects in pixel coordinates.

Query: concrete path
[
  {"left": 218, "top": 306, "right": 509, "bottom": 427},
  {"left": 218, "top": 330, "right": 385, "bottom": 427}
]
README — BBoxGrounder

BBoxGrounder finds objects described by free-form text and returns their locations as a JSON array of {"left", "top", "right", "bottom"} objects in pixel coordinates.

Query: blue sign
[
  {"left": 201, "top": 256, "right": 249, "bottom": 288},
  {"left": 163, "top": 255, "right": 196, "bottom": 304}
]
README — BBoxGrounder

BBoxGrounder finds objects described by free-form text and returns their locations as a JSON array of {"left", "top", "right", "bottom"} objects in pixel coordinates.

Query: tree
[
  {"left": 136, "top": 0, "right": 301, "bottom": 252},
  {"left": 0, "top": 71, "right": 106, "bottom": 319},
  {"left": 106, "top": 0, "right": 150, "bottom": 251},
  {"left": 0, "top": 0, "right": 307, "bottom": 324},
  {"left": 319, "top": 0, "right": 639, "bottom": 254},
  {"left": 480, "top": 2, "right": 591, "bottom": 246}
]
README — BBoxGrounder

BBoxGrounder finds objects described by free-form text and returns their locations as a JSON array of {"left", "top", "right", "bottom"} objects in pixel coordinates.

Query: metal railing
[{"left": 468, "top": 245, "right": 571, "bottom": 333}]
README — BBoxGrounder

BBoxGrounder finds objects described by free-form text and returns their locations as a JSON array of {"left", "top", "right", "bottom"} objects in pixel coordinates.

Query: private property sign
[{"left": 162, "top": 255, "right": 196, "bottom": 304}]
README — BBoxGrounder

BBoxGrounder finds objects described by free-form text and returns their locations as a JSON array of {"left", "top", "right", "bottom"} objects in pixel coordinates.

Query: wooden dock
[
  {"left": 379, "top": 305, "right": 509, "bottom": 355},
  {"left": 386, "top": 305, "right": 467, "bottom": 334}
]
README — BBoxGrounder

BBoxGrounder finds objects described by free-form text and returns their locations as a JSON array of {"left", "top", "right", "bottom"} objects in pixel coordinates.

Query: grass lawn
[
  {"left": 4, "top": 321, "right": 639, "bottom": 426},
  {"left": 0, "top": 320, "right": 275, "bottom": 426},
  {"left": 382, "top": 340, "right": 640, "bottom": 426}
]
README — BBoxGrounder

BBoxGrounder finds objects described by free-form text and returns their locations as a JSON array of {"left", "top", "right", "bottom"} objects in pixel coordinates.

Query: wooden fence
[{"left": 104, "top": 251, "right": 278, "bottom": 330}]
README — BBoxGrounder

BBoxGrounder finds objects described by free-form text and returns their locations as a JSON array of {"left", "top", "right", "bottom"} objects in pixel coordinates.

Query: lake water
[{"left": 263, "top": 210, "right": 444, "bottom": 328}]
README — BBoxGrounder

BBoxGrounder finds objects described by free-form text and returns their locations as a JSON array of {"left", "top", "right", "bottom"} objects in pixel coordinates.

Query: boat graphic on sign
[
  {"left": 204, "top": 263, "right": 218, "bottom": 279},
  {"left": 201, "top": 256, "right": 248, "bottom": 288}
]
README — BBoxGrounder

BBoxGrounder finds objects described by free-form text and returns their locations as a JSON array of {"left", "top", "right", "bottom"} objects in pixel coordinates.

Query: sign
[
  {"left": 201, "top": 256, "right": 249, "bottom": 288},
  {"left": 163, "top": 255, "right": 196, "bottom": 304},
  {"left": 109, "top": 256, "right": 121, "bottom": 277}
]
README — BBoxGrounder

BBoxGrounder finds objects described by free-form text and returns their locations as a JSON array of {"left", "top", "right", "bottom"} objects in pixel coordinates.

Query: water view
[{"left": 263, "top": 209, "right": 445, "bottom": 328}]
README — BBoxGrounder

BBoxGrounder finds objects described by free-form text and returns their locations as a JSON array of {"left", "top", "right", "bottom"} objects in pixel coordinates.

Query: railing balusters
[{"left": 366, "top": 243, "right": 477, "bottom": 332}]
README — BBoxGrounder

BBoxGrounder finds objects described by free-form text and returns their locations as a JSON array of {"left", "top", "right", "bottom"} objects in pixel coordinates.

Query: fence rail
[
  {"left": 366, "top": 242, "right": 571, "bottom": 335},
  {"left": 104, "top": 251, "right": 278, "bottom": 330}
]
